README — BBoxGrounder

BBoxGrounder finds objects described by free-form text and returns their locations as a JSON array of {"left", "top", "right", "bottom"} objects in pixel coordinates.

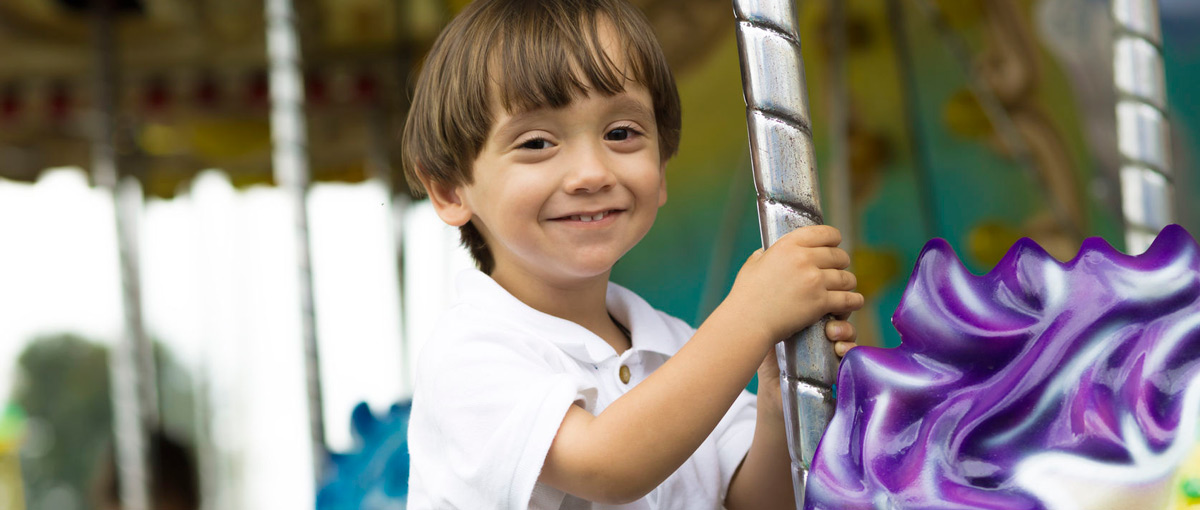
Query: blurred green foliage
[
  {"left": 9, "top": 333, "right": 195, "bottom": 510},
  {"left": 13, "top": 334, "right": 112, "bottom": 510}
]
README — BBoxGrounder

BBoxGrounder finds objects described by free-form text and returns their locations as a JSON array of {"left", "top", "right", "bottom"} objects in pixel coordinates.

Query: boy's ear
[{"left": 417, "top": 170, "right": 473, "bottom": 227}]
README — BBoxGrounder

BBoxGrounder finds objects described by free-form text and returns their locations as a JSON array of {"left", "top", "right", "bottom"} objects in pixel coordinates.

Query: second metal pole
[{"left": 1113, "top": 0, "right": 1173, "bottom": 252}]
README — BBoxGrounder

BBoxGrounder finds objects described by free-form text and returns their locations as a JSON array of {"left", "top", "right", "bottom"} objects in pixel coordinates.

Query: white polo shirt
[{"left": 407, "top": 269, "right": 757, "bottom": 510}]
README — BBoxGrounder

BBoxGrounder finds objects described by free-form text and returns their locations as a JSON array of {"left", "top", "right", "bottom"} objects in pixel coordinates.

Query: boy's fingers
[
  {"left": 834, "top": 341, "right": 857, "bottom": 357},
  {"left": 825, "top": 319, "right": 856, "bottom": 341},
  {"left": 787, "top": 247, "right": 849, "bottom": 269},
  {"left": 783, "top": 225, "right": 842, "bottom": 248},
  {"left": 822, "top": 269, "right": 857, "bottom": 291},
  {"left": 827, "top": 291, "right": 865, "bottom": 314},
  {"left": 818, "top": 247, "right": 852, "bottom": 269}
]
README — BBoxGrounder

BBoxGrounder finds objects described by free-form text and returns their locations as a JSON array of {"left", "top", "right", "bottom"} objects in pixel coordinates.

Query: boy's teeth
[{"left": 571, "top": 212, "right": 607, "bottom": 222}]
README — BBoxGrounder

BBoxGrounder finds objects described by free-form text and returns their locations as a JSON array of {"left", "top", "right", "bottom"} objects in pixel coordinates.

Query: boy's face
[{"left": 446, "top": 68, "right": 667, "bottom": 285}]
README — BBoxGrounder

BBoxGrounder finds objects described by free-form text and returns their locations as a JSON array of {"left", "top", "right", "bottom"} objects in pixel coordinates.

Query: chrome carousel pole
[
  {"left": 265, "top": 0, "right": 327, "bottom": 483},
  {"left": 733, "top": 0, "right": 838, "bottom": 506},
  {"left": 93, "top": 1, "right": 152, "bottom": 509},
  {"left": 1113, "top": 0, "right": 1173, "bottom": 252}
]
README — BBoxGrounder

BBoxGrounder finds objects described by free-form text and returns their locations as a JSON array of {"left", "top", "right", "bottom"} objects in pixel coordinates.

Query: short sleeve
[
  {"left": 407, "top": 314, "right": 587, "bottom": 510},
  {"left": 713, "top": 390, "right": 757, "bottom": 500}
]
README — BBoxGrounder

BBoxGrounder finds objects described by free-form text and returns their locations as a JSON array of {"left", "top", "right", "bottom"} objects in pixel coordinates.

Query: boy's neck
[{"left": 490, "top": 266, "right": 631, "bottom": 355}]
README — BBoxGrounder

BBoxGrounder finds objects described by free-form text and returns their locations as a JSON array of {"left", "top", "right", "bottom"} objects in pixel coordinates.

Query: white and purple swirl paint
[{"left": 806, "top": 225, "right": 1200, "bottom": 510}]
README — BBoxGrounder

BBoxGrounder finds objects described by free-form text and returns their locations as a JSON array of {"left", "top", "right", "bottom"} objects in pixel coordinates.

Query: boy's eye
[
  {"left": 519, "top": 138, "right": 551, "bottom": 150},
  {"left": 605, "top": 127, "right": 636, "bottom": 141}
]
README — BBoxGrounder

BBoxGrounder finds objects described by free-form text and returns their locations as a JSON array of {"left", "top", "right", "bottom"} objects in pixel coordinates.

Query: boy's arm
[
  {"left": 539, "top": 303, "right": 777, "bottom": 504},
  {"left": 724, "top": 318, "right": 855, "bottom": 510},
  {"left": 725, "top": 384, "right": 793, "bottom": 510},
  {"left": 538, "top": 226, "right": 862, "bottom": 504}
]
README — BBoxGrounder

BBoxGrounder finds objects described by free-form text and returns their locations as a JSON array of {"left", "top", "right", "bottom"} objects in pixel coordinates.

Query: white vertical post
[
  {"left": 92, "top": 1, "right": 152, "bottom": 509},
  {"left": 265, "top": 0, "right": 327, "bottom": 482}
]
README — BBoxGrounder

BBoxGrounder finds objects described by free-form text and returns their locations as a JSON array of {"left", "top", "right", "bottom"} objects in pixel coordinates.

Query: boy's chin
[
  {"left": 541, "top": 255, "right": 623, "bottom": 282},
  {"left": 497, "top": 246, "right": 634, "bottom": 284},
  {"left": 554, "top": 261, "right": 619, "bottom": 281},
  {"left": 494, "top": 257, "right": 615, "bottom": 284}
]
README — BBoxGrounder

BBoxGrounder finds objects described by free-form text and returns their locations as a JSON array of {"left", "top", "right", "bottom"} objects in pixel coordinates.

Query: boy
[{"left": 402, "top": 0, "right": 862, "bottom": 508}]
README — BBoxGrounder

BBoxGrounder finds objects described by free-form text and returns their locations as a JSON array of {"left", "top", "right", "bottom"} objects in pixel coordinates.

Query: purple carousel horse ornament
[{"left": 806, "top": 225, "right": 1200, "bottom": 509}]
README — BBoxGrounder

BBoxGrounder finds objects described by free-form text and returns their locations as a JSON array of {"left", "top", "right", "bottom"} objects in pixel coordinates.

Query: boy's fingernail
[{"left": 829, "top": 324, "right": 844, "bottom": 337}]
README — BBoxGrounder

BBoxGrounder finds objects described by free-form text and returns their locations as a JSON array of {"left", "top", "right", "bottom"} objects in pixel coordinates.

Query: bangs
[
  {"left": 486, "top": 2, "right": 662, "bottom": 114},
  {"left": 402, "top": 0, "right": 682, "bottom": 202}
]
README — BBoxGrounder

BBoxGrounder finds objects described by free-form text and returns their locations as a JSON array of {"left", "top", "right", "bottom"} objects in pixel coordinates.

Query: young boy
[{"left": 402, "top": 0, "right": 863, "bottom": 508}]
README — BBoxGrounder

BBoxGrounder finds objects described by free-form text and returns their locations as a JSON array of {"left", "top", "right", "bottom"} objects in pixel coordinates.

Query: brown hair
[{"left": 401, "top": 0, "right": 682, "bottom": 273}]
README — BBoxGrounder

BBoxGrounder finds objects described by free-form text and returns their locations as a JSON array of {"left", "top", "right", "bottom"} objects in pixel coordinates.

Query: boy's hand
[
  {"left": 827, "top": 313, "right": 858, "bottom": 357},
  {"left": 724, "top": 225, "right": 864, "bottom": 349},
  {"left": 755, "top": 316, "right": 857, "bottom": 417}
]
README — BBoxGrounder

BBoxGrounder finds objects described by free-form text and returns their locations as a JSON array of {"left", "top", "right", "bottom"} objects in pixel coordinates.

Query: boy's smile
[{"left": 549, "top": 209, "right": 620, "bottom": 223}]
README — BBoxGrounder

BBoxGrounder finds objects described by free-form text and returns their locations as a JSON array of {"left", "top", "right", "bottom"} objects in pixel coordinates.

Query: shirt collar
[{"left": 455, "top": 269, "right": 678, "bottom": 364}]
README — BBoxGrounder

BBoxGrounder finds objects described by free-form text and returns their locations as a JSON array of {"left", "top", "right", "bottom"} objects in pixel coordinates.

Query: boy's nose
[{"left": 563, "top": 146, "right": 616, "bottom": 194}]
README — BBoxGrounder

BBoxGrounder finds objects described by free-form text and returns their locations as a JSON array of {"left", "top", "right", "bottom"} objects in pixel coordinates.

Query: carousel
[{"left": 0, "top": 0, "right": 1196, "bottom": 508}]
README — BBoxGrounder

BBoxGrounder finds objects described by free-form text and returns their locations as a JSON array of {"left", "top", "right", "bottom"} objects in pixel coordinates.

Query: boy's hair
[{"left": 401, "top": 0, "right": 682, "bottom": 273}]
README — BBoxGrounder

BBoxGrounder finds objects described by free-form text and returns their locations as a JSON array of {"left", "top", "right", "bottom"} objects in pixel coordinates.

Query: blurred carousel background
[{"left": 0, "top": 0, "right": 1197, "bottom": 509}]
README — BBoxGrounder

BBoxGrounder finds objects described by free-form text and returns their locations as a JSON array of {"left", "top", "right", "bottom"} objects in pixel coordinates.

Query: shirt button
[{"left": 619, "top": 365, "right": 631, "bottom": 384}]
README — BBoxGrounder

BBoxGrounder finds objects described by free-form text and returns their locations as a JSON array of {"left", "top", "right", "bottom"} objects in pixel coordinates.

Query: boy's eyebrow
[
  {"left": 605, "top": 94, "right": 655, "bottom": 122},
  {"left": 492, "top": 93, "right": 655, "bottom": 144},
  {"left": 492, "top": 110, "right": 546, "bottom": 144}
]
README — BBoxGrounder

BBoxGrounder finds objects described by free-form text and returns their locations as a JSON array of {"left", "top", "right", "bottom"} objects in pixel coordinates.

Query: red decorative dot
[
  {"left": 354, "top": 72, "right": 378, "bottom": 103},
  {"left": 195, "top": 74, "right": 220, "bottom": 108},
  {"left": 1, "top": 84, "right": 20, "bottom": 120},
  {"left": 143, "top": 75, "right": 170, "bottom": 113},
  {"left": 305, "top": 71, "right": 328, "bottom": 106},
  {"left": 48, "top": 82, "right": 70, "bottom": 121},
  {"left": 248, "top": 71, "right": 269, "bottom": 107}
]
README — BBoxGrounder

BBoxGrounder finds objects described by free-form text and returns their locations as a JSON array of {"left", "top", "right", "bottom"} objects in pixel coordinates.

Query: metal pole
[
  {"left": 92, "top": 1, "right": 151, "bottom": 509},
  {"left": 265, "top": 0, "right": 327, "bottom": 482},
  {"left": 732, "top": 1, "right": 838, "bottom": 506},
  {"left": 1113, "top": 0, "right": 1172, "bottom": 252}
]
